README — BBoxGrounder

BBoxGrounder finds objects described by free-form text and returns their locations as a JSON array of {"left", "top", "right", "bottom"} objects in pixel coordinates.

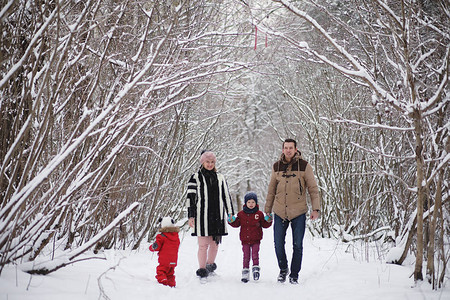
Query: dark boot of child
[
  {"left": 252, "top": 265, "right": 260, "bottom": 281},
  {"left": 241, "top": 268, "right": 250, "bottom": 283}
]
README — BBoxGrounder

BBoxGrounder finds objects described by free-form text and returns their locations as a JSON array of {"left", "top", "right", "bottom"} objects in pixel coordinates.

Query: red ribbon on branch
[
  {"left": 254, "top": 25, "right": 267, "bottom": 50},
  {"left": 254, "top": 25, "right": 258, "bottom": 50}
]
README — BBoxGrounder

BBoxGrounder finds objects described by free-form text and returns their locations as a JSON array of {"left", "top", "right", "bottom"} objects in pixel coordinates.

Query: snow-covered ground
[{"left": 1, "top": 222, "right": 448, "bottom": 300}]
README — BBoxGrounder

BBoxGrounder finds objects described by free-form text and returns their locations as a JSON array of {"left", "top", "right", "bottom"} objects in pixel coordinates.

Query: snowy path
[{"left": 1, "top": 224, "right": 449, "bottom": 300}]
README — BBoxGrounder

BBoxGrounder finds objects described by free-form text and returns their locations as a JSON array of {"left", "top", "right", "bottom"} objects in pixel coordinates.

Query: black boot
[
  {"left": 206, "top": 263, "right": 217, "bottom": 274},
  {"left": 277, "top": 268, "right": 289, "bottom": 283},
  {"left": 196, "top": 268, "right": 208, "bottom": 278}
]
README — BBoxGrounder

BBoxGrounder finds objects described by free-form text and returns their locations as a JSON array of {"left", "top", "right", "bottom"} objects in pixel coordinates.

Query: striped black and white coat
[{"left": 187, "top": 169, "right": 234, "bottom": 237}]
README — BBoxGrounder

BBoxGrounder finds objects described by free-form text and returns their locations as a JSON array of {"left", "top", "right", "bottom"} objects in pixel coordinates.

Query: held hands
[
  {"left": 227, "top": 213, "right": 236, "bottom": 223},
  {"left": 264, "top": 213, "right": 273, "bottom": 222}
]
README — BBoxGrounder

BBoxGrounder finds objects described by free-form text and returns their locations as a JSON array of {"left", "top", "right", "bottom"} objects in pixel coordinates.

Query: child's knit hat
[{"left": 244, "top": 192, "right": 258, "bottom": 204}]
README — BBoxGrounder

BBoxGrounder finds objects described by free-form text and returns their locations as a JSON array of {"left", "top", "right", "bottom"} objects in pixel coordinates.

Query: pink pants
[
  {"left": 242, "top": 243, "right": 260, "bottom": 268},
  {"left": 197, "top": 236, "right": 219, "bottom": 268}
]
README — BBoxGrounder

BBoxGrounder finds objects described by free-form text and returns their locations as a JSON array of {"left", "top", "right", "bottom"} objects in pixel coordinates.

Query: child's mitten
[
  {"left": 149, "top": 241, "right": 160, "bottom": 251},
  {"left": 264, "top": 213, "right": 273, "bottom": 222},
  {"left": 227, "top": 213, "right": 236, "bottom": 223}
]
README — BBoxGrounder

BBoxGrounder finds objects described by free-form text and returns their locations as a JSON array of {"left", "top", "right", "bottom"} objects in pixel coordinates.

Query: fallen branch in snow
[
  {"left": 340, "top": 226, "right": 391, "bottom": 243},
  {"left": 20, "top": 202, "right": 139, "bottom": 275},
  {"left": 97, "top": 257, "right": 125, "bottom": 300}
]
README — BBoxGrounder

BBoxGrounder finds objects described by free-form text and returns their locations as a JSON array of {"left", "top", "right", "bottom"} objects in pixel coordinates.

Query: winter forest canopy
[{"left": 0, "top": 0, "right": 448, "bottom": 290}]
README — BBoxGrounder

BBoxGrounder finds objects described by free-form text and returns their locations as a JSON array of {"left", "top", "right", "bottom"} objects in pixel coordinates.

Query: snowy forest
[{"left": 0, "top": 0, "right": 448, "bottom": 291}]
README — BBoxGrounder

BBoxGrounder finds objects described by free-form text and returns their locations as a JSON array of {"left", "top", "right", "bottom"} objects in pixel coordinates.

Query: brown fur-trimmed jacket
[{"left": 265, "top": 151, "right": 320, "bottom": 220}]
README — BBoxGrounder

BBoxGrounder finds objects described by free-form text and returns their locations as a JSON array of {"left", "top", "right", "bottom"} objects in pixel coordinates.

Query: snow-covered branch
[{"left": 20, "top": 202, "right": 139, "bottom": 275}]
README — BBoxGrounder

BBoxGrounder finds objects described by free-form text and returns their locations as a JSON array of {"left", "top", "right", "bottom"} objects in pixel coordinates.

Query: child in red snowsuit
[
  {"left": 149, "top": 217, "right": 180, "bottom": 287},
  {"left": 228, "top": 192, "right": 272, "bottom": 283}
]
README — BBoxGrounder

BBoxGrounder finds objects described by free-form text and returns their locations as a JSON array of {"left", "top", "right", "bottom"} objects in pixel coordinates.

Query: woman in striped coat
[{"left": 187, "top": 150, "right": 234, "bottom": 279}]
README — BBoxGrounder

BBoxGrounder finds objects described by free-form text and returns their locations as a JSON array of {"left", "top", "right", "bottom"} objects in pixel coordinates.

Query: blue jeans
[{"left": 273, "top": 213, "right": 306, "bottom": 279}]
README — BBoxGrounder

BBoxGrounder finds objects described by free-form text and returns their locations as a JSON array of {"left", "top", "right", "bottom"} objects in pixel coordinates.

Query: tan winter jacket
[{"left": 265, "top": 151, "right": 320, "bottom": 220}]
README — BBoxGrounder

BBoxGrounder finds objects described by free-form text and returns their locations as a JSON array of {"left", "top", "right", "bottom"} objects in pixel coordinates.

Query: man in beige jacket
[{"left": 265, "top": 138, "right": 320, "bottom": 284}]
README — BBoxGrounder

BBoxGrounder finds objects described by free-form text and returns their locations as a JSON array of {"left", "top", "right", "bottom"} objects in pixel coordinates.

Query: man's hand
[
  {"left": 188, "top": 217, "right": 195, "bottom": 228},
  {"left": 310, "top": 210, "right": 320, "bottom": 220}
]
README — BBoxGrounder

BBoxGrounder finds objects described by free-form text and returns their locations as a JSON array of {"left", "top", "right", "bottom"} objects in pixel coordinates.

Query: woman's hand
[{"left": 227, "top": 214, "right": 236, "bottom": 223}]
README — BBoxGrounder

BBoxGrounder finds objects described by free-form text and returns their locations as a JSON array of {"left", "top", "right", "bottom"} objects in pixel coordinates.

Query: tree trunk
[
  {"left": 397, "top": 212, "right": 416, "bottom": 265},
  {"left": 413, "top": 113, "right": 424, "bottom": 282},
  {"left": 426, "top": 158, "right": 445, "bottom": 288}
]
